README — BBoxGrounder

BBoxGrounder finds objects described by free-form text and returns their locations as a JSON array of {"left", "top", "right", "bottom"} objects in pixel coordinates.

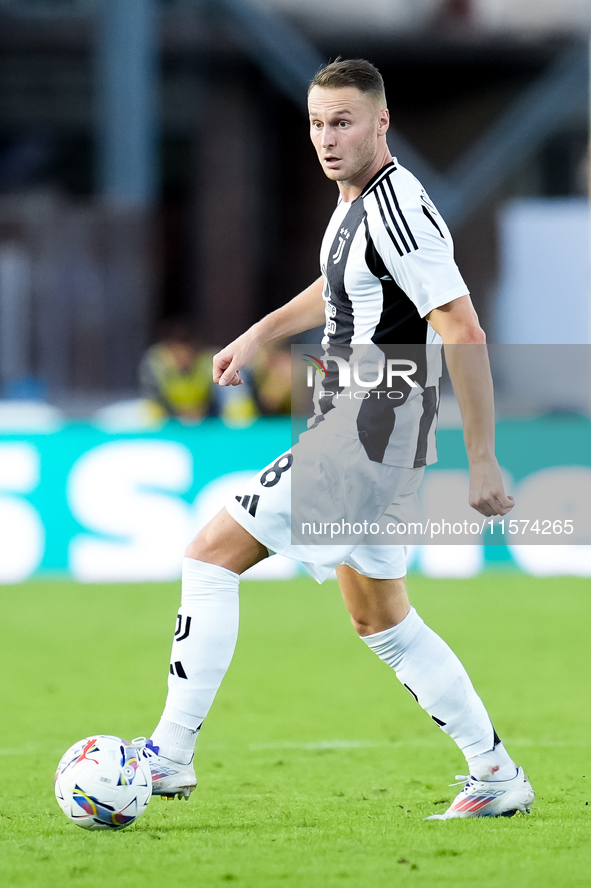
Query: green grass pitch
[{"left": 1, "top": 573, "right": 590, "bottom": 887}]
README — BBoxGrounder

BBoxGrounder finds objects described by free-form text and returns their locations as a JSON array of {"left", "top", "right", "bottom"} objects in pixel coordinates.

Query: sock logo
[
  {"left": 169, "top": 661, "right": 188, "bottom": 679},
  {"left": 175, "top": 614, "right": 192, "bottom": 641}
]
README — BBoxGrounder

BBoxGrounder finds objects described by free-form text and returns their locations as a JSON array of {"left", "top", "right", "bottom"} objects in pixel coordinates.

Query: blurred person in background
[
  {"left": 252, "top": 340, "right": 292, "bottom": 415},
  {"left": 139, "top": 317, "right": 258, "bottom": 425}
]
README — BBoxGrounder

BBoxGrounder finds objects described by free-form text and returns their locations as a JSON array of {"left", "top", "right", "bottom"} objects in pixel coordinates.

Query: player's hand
[
  {"left": 468, "top": 458, "right": 514, "bottom": 517},
  {"left": 213, "top": 330, "right": 260, "bottom": 386}
]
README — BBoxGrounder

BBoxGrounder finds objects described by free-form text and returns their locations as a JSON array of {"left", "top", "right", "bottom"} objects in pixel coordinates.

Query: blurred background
[{"left": 0, "top": 0, "right": 590, "bottom": 582}]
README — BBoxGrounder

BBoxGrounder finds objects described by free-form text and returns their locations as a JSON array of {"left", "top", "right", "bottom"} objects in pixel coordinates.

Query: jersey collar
[{"left": 358, "top": 159, "right": 397, "bottom": 201}]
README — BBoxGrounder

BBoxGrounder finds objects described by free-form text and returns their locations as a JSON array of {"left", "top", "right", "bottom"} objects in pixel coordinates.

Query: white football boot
[
  {"left": 425, "top": 766, "right": 535, "bottom": 820},
  {"left": 133, "top": 738, "right": 197, "bottom": 801}
]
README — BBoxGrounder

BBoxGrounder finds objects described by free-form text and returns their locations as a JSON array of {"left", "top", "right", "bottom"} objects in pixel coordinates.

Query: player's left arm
[{"left": 426, "top": 296, "right": 514, "bottom": 517}]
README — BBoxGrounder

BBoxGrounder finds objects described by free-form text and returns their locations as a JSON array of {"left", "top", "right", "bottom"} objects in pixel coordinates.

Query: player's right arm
[{"left": 213, "top": 276, "right": 325, "bottom": 386}]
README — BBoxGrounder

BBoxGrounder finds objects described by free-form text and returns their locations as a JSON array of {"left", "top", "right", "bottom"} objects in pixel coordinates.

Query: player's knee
[
  {"left": 185, "top": 539, "right": 205, "bottom": 561},
  {"left": 349, "top": 605, "right": 408, "bottom": 637},
  {"left": 185, "top": 525, "right": 217, "bottom": 562},
  {"left": 184, "top": 509, "right": 267, "bottom": 574},
  {"left": 350, "top": 612, "right": 379, "bottom": 637}
]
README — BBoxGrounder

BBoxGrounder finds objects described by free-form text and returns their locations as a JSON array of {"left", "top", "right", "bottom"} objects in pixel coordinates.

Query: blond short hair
[{"left": 308, "top": 58, "right": 386, "bottom": 106}]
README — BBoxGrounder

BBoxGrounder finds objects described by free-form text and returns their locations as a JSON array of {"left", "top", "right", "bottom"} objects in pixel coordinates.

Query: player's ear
[{"left": 377, "top": 107, "right": 389, "bottom": 135}]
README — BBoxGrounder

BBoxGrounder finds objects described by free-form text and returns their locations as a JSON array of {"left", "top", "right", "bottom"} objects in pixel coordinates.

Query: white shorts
[{"left": 225, "top": 425, "right": 424, "bottom": 583}]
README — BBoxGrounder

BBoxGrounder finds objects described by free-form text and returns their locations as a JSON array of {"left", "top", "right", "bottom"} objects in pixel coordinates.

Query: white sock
[
  {"left": 467, "top": 742, "right": 517, "bottom": 782},
  {"left": 151, "top": 558, "right": 240, "bottom": 763},
  {"left": 362, "top": 607, "right": 517, "bottom": 780},
  {"left": 150, "top": 714, "right": 200, "bottom": 766}
]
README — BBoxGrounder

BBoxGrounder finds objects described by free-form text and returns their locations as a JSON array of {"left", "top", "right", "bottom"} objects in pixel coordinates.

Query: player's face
[{"left": 308, "top": 86, "right": 389, "bottom": 187}]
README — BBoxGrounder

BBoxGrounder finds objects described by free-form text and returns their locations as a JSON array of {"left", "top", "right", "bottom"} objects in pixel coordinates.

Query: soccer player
[{"left": 138, "top": 59, "right": 534, "bottom": 819}]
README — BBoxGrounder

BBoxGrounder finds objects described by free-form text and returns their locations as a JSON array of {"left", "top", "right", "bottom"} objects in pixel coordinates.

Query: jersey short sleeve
[{"left": 364, "top": 165, "right": 468, "bottom": 318}]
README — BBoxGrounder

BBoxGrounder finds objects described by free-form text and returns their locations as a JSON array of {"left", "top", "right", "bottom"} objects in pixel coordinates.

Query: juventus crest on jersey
[{"left": 311, "top": 159, "right": 469, "bottom": 469}]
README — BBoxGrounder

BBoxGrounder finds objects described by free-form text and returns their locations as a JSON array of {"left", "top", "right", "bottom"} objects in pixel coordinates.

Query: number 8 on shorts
[{"left": 260, "top": 453, "right": 293, "bottom": 488}]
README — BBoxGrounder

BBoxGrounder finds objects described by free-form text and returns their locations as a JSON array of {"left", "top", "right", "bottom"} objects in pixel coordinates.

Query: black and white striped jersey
[{"left": 311, "top": 158, "right": 468, "bottom": 469}]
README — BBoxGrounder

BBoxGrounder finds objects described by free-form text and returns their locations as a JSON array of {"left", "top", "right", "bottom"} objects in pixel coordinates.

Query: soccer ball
[{"left": 55, "top": 735, "right": 152, "bottom": 830}]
